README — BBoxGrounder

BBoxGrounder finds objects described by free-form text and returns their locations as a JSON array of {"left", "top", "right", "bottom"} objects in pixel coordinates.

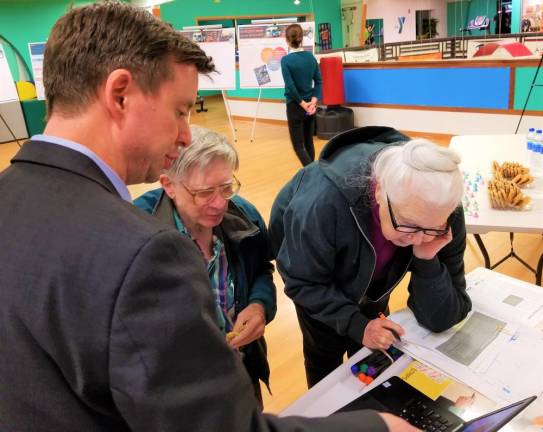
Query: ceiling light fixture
[{"left": 294, "top": 0, "right": 301, "bottom": 5}]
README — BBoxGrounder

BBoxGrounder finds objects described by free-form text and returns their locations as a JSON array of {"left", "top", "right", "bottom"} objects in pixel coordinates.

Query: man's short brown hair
[{"left": 44, "top": 1, "right": 214, "bottom": 116}]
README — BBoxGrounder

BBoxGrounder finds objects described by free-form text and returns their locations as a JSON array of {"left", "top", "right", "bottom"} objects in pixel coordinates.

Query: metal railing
[{"left": 319, "top": 32, "right": 543, "bottom": 62}]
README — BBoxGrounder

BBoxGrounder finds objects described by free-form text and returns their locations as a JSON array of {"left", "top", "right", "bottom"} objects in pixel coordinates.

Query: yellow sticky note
[{"left": 399, "top": 361, "right": 452, "bottom": 401}]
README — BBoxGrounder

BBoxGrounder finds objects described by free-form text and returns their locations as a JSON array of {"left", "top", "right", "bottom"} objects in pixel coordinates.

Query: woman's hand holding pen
[
  {"left": 227, "top": 303, "right": 266, "bottom": 349},
  {"left": 362, "top": 313, "right": 405, "bottom": 350}
]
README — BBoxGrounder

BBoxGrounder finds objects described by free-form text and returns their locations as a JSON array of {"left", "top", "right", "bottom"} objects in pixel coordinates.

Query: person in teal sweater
[
  {"left": 134, "top": 126, "right": 276, "bottom": 408},
  {"left": 281, "top": 23, "right": 322, "bottom": 166}
]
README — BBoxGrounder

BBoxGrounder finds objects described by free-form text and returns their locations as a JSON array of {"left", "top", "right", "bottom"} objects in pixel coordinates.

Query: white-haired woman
[
  {"left": 269, "top": 126, "right": 471, "bottom": 388},
  {"left": 134, "top": 126, "right": 276, "bottom": 407}
]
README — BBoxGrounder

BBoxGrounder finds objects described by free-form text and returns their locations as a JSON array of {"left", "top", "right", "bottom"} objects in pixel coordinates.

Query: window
[
  {"left": 416, "top": 10, "right": 439, "bottom": 40},
  {"left": 521, "top": 0, "right": 543, "bottom": 32}
]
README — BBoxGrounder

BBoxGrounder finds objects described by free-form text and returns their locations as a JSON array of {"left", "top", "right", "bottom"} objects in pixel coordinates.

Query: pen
[{"left": 378, "top": 312, "right": 402, "bottom": 342}]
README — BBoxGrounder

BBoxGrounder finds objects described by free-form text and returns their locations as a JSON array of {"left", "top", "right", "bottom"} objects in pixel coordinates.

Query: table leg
[
  {"left": 474, "top": 233, "right": 539, "bottom": 284},
  {"left": 473, "top": 234, "right": 491, "bottom": 269},
  {"left": 537, "top": 253, "right": 543, "bottom": 287}
]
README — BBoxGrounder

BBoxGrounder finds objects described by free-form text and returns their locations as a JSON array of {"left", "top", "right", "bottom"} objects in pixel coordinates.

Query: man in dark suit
[{"left": 0, "top": 3, "right": 415, "bottom": 431}]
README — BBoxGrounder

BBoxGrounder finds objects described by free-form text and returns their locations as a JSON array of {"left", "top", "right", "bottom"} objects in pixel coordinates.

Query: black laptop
[{"left": 336, "top": 376, "right": 536, "bottom": 432}]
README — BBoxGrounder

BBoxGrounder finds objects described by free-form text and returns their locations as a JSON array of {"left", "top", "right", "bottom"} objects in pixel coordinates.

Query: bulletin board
[
  {"left": 237, "top": 22, "right": 315, "bottom": 89},
  {"left": 179, "top": 28, "right": 236, "bottom": 90},
  {"left": 0, "top": 44, "right": 19, "bottom": 103}
]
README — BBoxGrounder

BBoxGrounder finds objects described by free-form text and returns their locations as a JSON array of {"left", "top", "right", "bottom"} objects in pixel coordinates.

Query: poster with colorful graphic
[
  {"left": 237, "top": 22, "right": 315, "bottom": 89},
  {"left": 28, "top": 42, "right": 46, "bottom": 100},
  {"left": 179, "top": 28, "right": 236, "bottom": 90}
]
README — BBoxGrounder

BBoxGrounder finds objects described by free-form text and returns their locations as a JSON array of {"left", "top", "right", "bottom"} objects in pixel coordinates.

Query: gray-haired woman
[
  {"left": 134, "top": 126, "right": 276, "bottom": 407},
  {"left": 269, "top": 126, "right": 471, "bottom": 388}
]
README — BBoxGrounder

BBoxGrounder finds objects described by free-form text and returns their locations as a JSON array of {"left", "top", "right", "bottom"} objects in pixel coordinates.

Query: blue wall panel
[{"left": 343, "top": 67, "right": 510, "bottom": 109}]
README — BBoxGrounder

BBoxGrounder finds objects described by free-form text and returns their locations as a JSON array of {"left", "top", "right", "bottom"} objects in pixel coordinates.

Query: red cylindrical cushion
[{"left": 320, "top": 56, "right": 345, "bottom": 105}]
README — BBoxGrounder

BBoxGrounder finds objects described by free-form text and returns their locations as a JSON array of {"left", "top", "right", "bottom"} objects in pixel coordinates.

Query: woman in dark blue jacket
[
  {"left": 270, "top": 126, "right": 472, "bottom": 388},
  {"left": 134, "top": 126, "right": 276, "bottom": 407}
]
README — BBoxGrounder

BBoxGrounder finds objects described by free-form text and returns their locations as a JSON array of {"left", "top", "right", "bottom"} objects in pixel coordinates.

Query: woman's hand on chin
[{"left": 412, "top": 228, "right": 453, "bottom": 260}]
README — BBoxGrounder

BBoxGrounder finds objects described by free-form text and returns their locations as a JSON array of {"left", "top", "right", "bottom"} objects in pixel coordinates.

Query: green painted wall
[
  {"left": 511, "top": 0, "right": 521, "bottom": 33},
  {"left": 447, "top": 1, "right": 470, "bottom": 37},
  {"left": 447, "top": 0, "right": 497, "bottom": 36},
  {"left": 161, "top": 0, "right": 343, "bottom": 49},
  {"left": 0, "top": 0, "right": 89, "bottom": 81},
  {"left": 514, "top": 67, "right": 543, "bottom": 111},
  {"left": 470, "top": 0, "right": 498, "bottom": 34}
]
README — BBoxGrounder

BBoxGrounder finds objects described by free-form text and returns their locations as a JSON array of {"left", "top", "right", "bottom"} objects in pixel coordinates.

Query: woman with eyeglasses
[
  {"left": 134, "top": 126, "right": 276, "bottom": 408},
  {"left": 269, "top": 125, "right": 472, "bottom": 388}
]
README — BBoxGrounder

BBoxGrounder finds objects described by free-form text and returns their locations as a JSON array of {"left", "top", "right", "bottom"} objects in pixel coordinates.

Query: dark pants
[
  {"left": 286, "top": 101, "right": 316, "bottom": 167},
  {"left": 252, "top": 379, "right": 263, "bottom": 411},
  {"left": 295, "top": 305, "right": 363, "bottom": 388},
  {"left": 241, "top": 341, "right": 268, "bottom": 410}
]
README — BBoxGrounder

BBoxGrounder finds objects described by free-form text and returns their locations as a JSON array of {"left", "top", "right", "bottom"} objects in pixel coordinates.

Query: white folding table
[{"left": 449, "top": 134, "right": 543, "bottom": 285}]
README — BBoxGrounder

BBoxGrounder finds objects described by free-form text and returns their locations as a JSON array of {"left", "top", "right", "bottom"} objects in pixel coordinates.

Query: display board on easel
[
  {"left": 179, "top": 27, "right": 237, "bottom": 141},
  {"left": 0, "top": 43, "right": 19, "bottom": 103},
  {"left": 179, "top": 28, "right": 236, "bottom": 90},
  {"left": 237, "top": 22, "right": 315, "bottom": 89}
]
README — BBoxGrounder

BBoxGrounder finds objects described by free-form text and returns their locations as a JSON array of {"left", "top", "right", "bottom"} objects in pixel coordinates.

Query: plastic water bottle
[
  {"left": 533, "top": 130, "right": 543, "bottom": 176},
  {"left": 527, "top": 127, "right": 536, "bottom": 164},
  {"left": 537, "top": 145, "right": 543, "bottom": 177}
]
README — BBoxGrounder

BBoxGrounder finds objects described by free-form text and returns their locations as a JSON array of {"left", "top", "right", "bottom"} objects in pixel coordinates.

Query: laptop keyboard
[{"left": 400, "top": 399, "right": 456, "bottom": 431}]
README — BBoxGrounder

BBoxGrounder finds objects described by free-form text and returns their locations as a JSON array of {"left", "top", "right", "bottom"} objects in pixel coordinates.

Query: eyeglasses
[
  {"left": 180, "top": 175, "right": 241, "bottom": 204},
  {"left": 386, "top": 195, "right": 449, "bottom": 236}
]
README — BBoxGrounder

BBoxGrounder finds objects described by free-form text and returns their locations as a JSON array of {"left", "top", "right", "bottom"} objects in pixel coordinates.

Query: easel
[
  {"left": 250, "top": 87, "right": 262, "bottom": 143},
  {"left": 239, "top": 20, "right": 315, "bottom": 142},
  {"left": 180, "top": 24, "right": 237, "bottom": 143},
  {"left": 243, "top": 19, "right": 305, "bottom": 142},
  {"left": 221, "top": 90, "right": 237, "bottom": 142}
]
